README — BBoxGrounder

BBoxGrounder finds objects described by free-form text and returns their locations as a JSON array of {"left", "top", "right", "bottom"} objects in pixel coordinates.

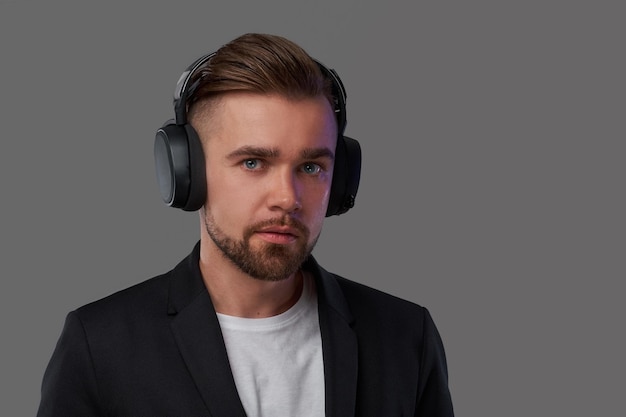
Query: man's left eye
[{"left": 302, "top": 163, "right": 322, "bottom": 175}]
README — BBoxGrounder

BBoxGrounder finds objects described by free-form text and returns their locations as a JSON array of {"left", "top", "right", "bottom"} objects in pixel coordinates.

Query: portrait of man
[
  {"left": 36, "top": 33, "right": 454, "bottom": 416},
  {"left": 3, "top": 1, "right": 622, "bottom": 417}
]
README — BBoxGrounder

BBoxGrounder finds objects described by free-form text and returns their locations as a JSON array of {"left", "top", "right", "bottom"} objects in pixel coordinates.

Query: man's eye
[
  {"left": 302, "top": 163, "right": 322, "bottom": 175},
  {"left": 243, "top": 159, "right": 261, "bottom": 170}
]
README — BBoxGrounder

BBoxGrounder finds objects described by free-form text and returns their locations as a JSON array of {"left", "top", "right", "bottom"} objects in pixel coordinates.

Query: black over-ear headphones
[{"left": 154, "top": 52, "right": 361, "bottom": 216}]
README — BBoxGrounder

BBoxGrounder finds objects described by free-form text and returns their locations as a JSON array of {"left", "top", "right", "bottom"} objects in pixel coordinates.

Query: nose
[{"left": 267, "top": 169, "right": 302, "bottom": 213}]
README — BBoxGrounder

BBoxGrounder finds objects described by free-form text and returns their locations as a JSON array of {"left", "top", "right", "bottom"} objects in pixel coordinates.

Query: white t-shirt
[{"left": 216, "top": 272, "right": 325, "bottom": 417}]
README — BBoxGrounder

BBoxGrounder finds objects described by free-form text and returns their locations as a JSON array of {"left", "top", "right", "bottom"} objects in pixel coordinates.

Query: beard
[{"left": 203, "top": 210, "right": 318, "bottom": 281}]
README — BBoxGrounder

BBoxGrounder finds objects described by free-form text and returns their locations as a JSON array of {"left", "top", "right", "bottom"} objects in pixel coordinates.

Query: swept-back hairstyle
[{"left": 187, "top": 33, "right": 334, "bottom": 121}]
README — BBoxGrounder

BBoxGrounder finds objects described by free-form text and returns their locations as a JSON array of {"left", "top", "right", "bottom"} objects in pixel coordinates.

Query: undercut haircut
[{"left": 186, "top": 33, "right": 334, "bottom": 124}]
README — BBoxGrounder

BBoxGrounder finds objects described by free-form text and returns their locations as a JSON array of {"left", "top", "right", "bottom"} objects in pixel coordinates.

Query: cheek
[
  {"left": 304, "top": 186, "right": 331, "bottom": 225},
  {"left": 204, "top": 171, "right": 251, "bottom": 227},
  {"left": 204, "top": 159, "right": 246, "bottom": 201}
]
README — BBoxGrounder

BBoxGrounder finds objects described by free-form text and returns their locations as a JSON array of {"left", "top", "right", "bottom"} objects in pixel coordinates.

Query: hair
[{"left": 186, "top": 33, "right": 334, "bottom": 124}]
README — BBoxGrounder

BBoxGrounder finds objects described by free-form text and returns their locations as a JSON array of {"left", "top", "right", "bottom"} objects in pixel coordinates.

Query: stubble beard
[{"left": 203, "top": 210, "right": 319, "bottom": 281}]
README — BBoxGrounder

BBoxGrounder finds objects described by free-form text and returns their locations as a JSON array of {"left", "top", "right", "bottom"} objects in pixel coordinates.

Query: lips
[
  {"left": 257, "top": 225, "right": 300, "bottom": 237},
  {"left": 251, "top": 218, "right": 308, "bottom": 244},
  {"left": 254, "top": 225, "right": 300, "bottom": 244}
]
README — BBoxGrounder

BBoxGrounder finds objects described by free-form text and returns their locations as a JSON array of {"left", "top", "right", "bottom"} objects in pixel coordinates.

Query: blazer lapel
[
  {"left": 167, "top": 243, "right": 247, "bottom": 417},
  {"left": 165, "top": 245, "right": 359, "bottom": 417},
  {"left": 308, "top": 258, "right": 359, "bottom": 417}
]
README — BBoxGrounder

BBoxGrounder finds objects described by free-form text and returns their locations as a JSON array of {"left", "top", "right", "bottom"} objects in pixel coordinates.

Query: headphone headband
[
  {"left": 173, "top": 52, "right": 216, "bottom": 125},
  {"left": 173, "top": 53, "right": 347, "bottom": 132}
]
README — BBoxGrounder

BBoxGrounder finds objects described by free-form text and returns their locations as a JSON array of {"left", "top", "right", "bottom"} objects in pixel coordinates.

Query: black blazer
[{"left": 38, "top": 243, "right": 454, "bottom": 416}]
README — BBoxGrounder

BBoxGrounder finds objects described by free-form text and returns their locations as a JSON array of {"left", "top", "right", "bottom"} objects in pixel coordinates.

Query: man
[{"left": 38, "top": 33, "right": 454, "bottom": 416}]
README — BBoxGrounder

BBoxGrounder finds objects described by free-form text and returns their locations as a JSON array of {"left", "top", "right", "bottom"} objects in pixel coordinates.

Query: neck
[{"left": 198, "top": 237, "right": 304, "bottom": 318}]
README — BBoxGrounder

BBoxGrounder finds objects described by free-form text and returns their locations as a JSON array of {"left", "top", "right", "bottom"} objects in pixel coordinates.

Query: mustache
[{"left": 246, "top": 215, "right": 309, "bottom": 236}]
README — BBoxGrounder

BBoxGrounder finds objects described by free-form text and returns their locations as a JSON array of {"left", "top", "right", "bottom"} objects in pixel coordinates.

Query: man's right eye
[{"left": 243, "top": 159, "right": 261, "bottom": 170}]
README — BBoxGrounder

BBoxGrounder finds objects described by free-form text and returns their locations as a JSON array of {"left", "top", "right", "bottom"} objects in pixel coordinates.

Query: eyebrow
[
  {"left": 226, "top": 146, "right": 335, "bottom": 161},
  {"left": 226, "top": 146, "right": 279, "bottom": 160},
  {"left": 301, "top": 147, "right": 335, "bottom": 161}
]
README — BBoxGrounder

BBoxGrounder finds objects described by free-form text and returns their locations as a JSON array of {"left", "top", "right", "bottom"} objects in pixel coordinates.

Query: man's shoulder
[
  {"left": 333, "top": 273, "right": 426, "bottom": 313},
  {"left": 315, "top": 268, "right": 436, "bottom": 346},
  {"left": 73, "top": 271, "right": 172, "bottom": 323},
  {"left": 311, "top": 260, "right": 429, "bottom": 328},
  {"left": 73, "top": 244, "right": 203, "bottom": 323}
]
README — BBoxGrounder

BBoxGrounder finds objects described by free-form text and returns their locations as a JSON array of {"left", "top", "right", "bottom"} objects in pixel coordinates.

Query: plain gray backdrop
[{"left": 1, "top": 0, "right": 624, "bottom": 415}]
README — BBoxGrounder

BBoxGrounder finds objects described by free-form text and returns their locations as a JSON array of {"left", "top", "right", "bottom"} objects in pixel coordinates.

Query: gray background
[{"left": 1, "top": 0, "right": 624, "bottom": 415}]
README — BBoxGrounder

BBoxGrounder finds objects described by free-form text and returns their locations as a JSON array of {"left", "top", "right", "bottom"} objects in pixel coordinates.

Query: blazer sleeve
[
  {"left": 415, "top": 308, "right": 455, "bottom": 417},
  {"left": 37, "top": 311, "right": 103, "bottom": 417}
]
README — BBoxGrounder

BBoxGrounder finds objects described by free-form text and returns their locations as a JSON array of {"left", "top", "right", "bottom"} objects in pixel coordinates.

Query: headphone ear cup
[
  {"left": 154, "top": 122, "right": 206, "bottom": 211},
  {"left": 182, "top": 124, "right": 207, "bottom": 211},
  {"left": 326, "top": 135, "right": 362, "bottom": 216}
]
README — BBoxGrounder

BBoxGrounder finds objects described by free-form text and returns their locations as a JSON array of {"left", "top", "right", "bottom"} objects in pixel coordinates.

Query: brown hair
[{"left": 187, "top": 33, "right": 334, "bottom": 122}]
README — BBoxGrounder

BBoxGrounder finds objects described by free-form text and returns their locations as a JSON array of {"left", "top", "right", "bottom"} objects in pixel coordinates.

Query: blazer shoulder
[
  {"left": 73, "top": 271, "right": 172, "bottom": 322},
  {"left": 332, "top": 273, "right": 427, "bottom": 315},
  {"left": 73, "top": 243, "right": 206, "bottom": 329},
  {"left": 316, "top": 266, "right": 437, "bottom": 344}
]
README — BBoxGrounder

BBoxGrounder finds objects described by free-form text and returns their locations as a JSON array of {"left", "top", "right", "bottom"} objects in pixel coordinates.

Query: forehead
[{"left": 196, "top": 92, "right": 338, "bottom": 152}]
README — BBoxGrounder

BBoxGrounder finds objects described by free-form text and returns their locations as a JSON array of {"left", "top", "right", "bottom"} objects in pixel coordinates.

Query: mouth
[
  {"left": 249, "top": 215, "right": 310, "bottom": 245},
  {"left": 254, "top": 226, "right": 300, "bottom": 244},
  {"left": 258, "top": 225, "right": 300, "bottom": 235}
]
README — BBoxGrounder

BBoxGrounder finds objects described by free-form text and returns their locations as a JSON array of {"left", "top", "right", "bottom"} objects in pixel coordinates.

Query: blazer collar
[
  {"left": 305, "top": 256, "right": 359, "bottom": 417},
  {"left": 166, "top": 242, "right": 358, "bottom": 417},
  {"left": 167, "top": 242, "right": 247, "bottom": 416}
]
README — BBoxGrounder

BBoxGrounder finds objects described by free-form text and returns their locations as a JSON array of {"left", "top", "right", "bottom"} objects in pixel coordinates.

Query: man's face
[{"left": 195, "top": 92, "right": 337, "bottom": 281}]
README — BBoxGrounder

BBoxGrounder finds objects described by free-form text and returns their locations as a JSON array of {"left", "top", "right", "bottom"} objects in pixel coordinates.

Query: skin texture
[{"left": 194, "top": 92, "right": 338, "bottom": 317}]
